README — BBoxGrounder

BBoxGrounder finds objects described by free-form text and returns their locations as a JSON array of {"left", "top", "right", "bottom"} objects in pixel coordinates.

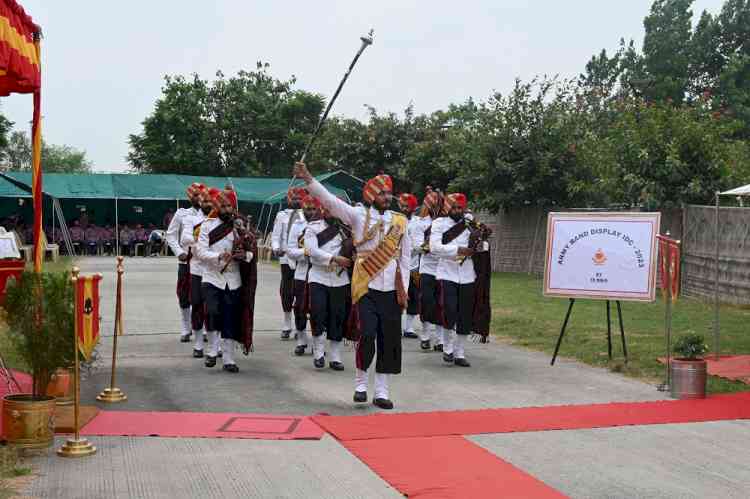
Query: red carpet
[
  {"left": 313, "top": 392, "right": 750, "bottom": 441},
  {"left": 81, "top": 411, "right": 324, "bottom": 440},
  {"left": 343, "top": 435, "right": 567, "bottom": 499},
  {"left": 659, "top": 355, "right": 750, "bottom": 384}
]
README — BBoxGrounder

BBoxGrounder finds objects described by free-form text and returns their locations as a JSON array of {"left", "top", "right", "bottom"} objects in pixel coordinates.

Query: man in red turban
[
  {"left": 294, "top": 162, "right": 410, "bottom": 410},
  {"left": 271, "top": 186, "right": 308, "bottom": 340},
  {"left": 398, "top": 193, "right": 422, "bottom": 340},
  {"left": 428, "top": 192, "right": 489, "bottom": 367},
  {"left": 180, "top": 186, "right": 217, "bottom": 358},
  {"left": 166, "top": 182, "right": 206, "bottom": 343}
]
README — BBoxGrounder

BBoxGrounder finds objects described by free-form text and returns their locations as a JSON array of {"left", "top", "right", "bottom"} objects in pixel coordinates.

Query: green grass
[{"left": 490, "top": 273, "right": 750, "bottom": 394}]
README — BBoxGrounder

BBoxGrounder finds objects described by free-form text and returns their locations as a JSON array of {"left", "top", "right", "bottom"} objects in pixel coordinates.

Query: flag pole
[
  {"left": 97, "top": 256, "right": 127, "bottom": 402},
  {"left": 58, "top": 267, "right": 97, "bottom": 457}
]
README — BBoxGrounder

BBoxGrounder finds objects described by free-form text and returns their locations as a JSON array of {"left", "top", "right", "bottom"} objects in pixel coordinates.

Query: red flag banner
[
  {"left": 0, "top": 1, "right": 42, "bottom": 272},
  {"left": 75, "top": 274, "right": 102, "bottom": 360},
  {"left": 657, "top": 235, "right": 681, "bottom": 302}
]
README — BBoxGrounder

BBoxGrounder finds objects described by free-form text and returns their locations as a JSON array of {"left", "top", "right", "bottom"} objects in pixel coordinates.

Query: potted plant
[
  {"left": 1, "top": 271, "right": 75, "bottom": 449},
  {"left": 670, "top": 333, "right": 709, "bottom": 400}
]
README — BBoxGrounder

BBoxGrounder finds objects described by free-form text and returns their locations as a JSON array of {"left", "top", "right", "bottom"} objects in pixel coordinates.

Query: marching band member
[
  {"left": 398, "top": 193, "right": 421, "bottom": 340},
  {"left": 294, "top": 162, "right": 410, "bottom": 410}
]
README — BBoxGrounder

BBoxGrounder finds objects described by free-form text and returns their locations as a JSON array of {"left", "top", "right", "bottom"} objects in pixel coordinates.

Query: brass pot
[
  {"left": 2, "top": 394, "right": 56, "bottom": 449},
  {"left": 670, "top": 359, "right": 707, "bottom": 400},
  {"left": 46, "top": 368, "right": 71, "bottom": 399}
]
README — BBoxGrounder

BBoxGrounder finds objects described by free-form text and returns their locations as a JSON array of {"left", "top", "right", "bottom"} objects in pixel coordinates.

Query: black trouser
[
  {"left": 87, "top": 242, "right": 98, "bottom": 255},
  {"left": 279, "top": 264, "right": 295, "bottom": 313},
  {"left": 293, "top": 279, "right": 308, "bottom": 332},
  {"left": 440, "top": 280, "right": 475, "bottom": 336},
  {"left": 202, "top": 283, "right": 241, "bottom": 341},
  {"left": 356, "top": 290, "right": 402, "bottom": 374},
  {"left": 309, "top": 283, "right": 349, "bottom": 342},
  {"left": 420, "top": 273, "right": 440, "bottom": 325},
  {"left": 177, "top": 264, "right": 191, "bottom": 309},
  {"left": 120, "top": 242, "right": 132, "bottom": 257},
  {"left": 190, "top": 274, "right": 205, "bottom": 331},
  {"left": 407, "top": 271, "right": 420, "bottom": 316}
]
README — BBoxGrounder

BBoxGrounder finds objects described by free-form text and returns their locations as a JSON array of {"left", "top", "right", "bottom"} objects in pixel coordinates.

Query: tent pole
[
  {"left": 258, "top": 203, "right": 266, "bottom": 234},
  {"left": 115, "top": 197, "right": 119, "bottom": 257},
  {"left": 51, "top": 196, "right": 55, "bottom": 242},
  {"left": 713, "top": 192, "right": 720, "bottom": 361}
]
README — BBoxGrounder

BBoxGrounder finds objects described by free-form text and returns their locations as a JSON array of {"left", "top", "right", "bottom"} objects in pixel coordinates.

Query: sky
[{"left": 1, "top": 0, "right": 727, "bottom": 172}]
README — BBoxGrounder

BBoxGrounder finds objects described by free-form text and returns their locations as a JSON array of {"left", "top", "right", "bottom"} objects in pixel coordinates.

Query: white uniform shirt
[
  {"left": 195, "top": 218, "right": 253, "bottom": 291},
  {"left": 407, "top": 215, "right": 426, "bottom": 271},
  {"left": 284, "top": 218, "right": 309, "bottom": 280},
  {"left": 181, "top": 211, "right": 208, "bottom": 277},
  {"left": 417, "top": 215, "right": 439, "bottom": 276},
  {"left": 166, "top": 207, "right": 200, "bottom": 263},
  {"left": 430, "top": 217, "right": 479, "bottom": 284},
  {"left": 304, "top": 220, "right": 350, "bottom": 288},
  {"left": 271, "top": 208, "right": 302, "bottom": 266},
  {"left": 308, "top": 180, "right": 410, "bottom": 293}
]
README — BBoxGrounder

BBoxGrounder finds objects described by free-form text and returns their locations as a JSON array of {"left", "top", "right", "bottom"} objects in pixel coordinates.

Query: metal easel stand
[{"left": 550, "top": 298, "right": 628, "bottom": 366}]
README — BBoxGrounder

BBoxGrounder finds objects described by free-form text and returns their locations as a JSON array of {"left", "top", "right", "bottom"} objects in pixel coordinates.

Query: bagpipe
[
  {"left": 220, "top": 213, "right": 257, "bottom": 274},
  {"left": 460, "top": 216, "right": 493, "bottom": 265}
]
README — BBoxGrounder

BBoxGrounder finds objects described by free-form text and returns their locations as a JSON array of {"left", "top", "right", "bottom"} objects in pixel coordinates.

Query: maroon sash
[
  {"left": 208, "top": 221, "right": 233, "bottom": 246},
  {"left": 442, "top": 219, "right": 468, "bottom": 245}
]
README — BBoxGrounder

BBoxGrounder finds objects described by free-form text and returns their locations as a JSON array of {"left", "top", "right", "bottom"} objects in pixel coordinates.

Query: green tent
[{"left": 0, "top": 171, "right": 362, "bottom": 231}]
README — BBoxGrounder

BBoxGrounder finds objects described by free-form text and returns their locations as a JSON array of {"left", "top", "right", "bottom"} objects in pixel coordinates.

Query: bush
[
  {"left": 673, "top": 333, "right": 709, "bottom": 360},
  {"left": 2, "top": 271, "right": 75, "bottom": 397}
]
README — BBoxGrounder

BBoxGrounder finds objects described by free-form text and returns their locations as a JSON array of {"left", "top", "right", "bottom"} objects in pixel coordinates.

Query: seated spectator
[
  {"left": 99, "top": 224, "right": 115, "bottom": 256},
  {"left": 119, "top": 223, "right": 134, "bottom": 257},
  {"left": 79, "top": 211, "right": 89, "bottom": 230},
  {"left": 85, "top": 224, "right": 100, "bottom": 255},
  {"left": 163, "top": 209, "right": 174, "bottom": 231},
  {"left": 69, "top": 220, "right": 84, "bottom": 253},
  {"left": 23, "top": 224, "right": 33, "bottom": 246}
]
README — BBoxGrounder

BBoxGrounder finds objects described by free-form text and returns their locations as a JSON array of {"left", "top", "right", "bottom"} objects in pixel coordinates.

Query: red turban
[
  {"left": 363, "top": 174, "right": 393, "bottom": 204},
  {"left": 206, "top": 187, "right": 221, "bottom": 202},
  {"left": 287, "top": 187, "right": 308, "bottom": 203},
  {"left": 444, "top": 193, "right": 467, "bottom": 210},
  {"left": 302, "top": 195, "right": 321, "bottom": 210},
  {"left": 399, "top": 193, "right": 418, "bottom": 212},
  {"left": 186, "top": 182, "right": 206, "bottom": 198},
  {"left": 217, "top": 188, "right": 238, "bottom": 210}
]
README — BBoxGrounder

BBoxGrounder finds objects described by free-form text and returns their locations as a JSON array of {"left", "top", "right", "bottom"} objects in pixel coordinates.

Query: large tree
[
  {"left": 128, "top": 63, "right": 325, "bottom": 177},
  {"left": 1, "top": 130, "right": 92, "bottom": 173}
]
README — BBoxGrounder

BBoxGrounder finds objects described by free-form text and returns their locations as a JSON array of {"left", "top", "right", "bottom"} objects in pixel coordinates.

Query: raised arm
[
  {"left": 165, "top": 210, "right": 185, "bottom": 258},
  {"left": 293, "top": 162, "right": 359, "bottom": 227}
]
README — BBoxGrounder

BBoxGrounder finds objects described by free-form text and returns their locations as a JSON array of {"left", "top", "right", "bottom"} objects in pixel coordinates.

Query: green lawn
[{"left": 490, "top": 273, "right": 750, "bottom": 394}]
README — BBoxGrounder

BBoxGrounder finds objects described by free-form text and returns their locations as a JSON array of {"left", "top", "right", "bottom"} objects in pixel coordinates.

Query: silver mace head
[{"left": 361, "top": 29, "right": 374, "bottom": 46}]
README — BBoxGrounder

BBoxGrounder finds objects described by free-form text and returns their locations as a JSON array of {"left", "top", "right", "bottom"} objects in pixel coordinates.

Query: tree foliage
[
  {"left": 128, "top": 63, "right": 325, "bottom": 177},
  {"left": 1, "top": 131, "right": 92, "bottom": 173}
]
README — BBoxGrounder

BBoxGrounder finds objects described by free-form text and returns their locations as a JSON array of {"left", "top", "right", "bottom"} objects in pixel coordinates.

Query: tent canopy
[
  {"left": 720, "top": 184, "right": 750, "bottom": 197},
  {"left": 0, "top": 171, "right": 362, "bottom": 202}
]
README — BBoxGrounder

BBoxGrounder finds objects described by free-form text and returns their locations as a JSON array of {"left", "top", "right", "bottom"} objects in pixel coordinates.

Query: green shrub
[{"left": 673, "top": 333, "right": 709, "bottom": 360}]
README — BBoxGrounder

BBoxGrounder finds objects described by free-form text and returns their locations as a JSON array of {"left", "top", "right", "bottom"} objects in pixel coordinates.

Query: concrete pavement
[{"left": 20, "top": 256, "right": 750, "bottom": 498}]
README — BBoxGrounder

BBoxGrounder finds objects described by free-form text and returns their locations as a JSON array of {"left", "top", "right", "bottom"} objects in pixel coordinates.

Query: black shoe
[
  {"left": 329, "top": 361, "right": 345, "bottom": 371},
  {"left": 373, "top": 398, "right": 394, "bottom": 410},
  {"left": 217, "top": 351, "right": 223, "bottom": 358},
  {"left": 442, "top": 352, "right": 454, "bottom": 363},
  {"left": 420, "top": 340, "right": 431, "bottom": 350},
  {"left": 454, "top": 357, "right": 471, "bottom": 367},
  {"left": 203, "top": 335, "right": 208, "bottom": 343},
  {"left": 314, "top": 356, "right": 325, "bottom": 369},
  {"left": 192, "top": 349, "right": 204, "bottom": 358},
  {"left": 353, "top": 391, "right": 367, "bottom": 403},
  {"left": 403, "top": 331, "right": 419, "bottom": 339},
  {"left": 434, "top": 344, "right": 444, "bottom": 352},
  {"left": 205, "top": 356, "right": 217, "bottom": 368},
  {"left": 222, "top": 364, "right": 239, "bottom": 373},
  {"left": 180, "top": 334, "right": 191, "bottom": 343},
  {"left": 294, "top": 345, "right": 307, "bottom": 356},
  {"left": 281, "top": 330, "right": 292, "bottom": 340}
]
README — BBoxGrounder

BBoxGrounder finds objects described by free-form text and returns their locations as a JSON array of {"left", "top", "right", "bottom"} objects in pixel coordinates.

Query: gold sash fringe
[{"left": 351, "top": 214, "right": 407, "bottom": 304}]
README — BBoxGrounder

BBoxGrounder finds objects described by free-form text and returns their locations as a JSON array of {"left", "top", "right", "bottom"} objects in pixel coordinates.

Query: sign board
[
  {"left": 543, "top": 212, "right": 660, "bottom": 302},
  {"left": 0, "top": 230, "right": 21, "bottom": 259}
]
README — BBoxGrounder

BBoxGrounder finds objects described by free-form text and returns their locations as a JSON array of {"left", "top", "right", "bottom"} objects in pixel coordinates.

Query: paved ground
[{"left": 21, "top": 257, "right": 750, "bottom": 498}]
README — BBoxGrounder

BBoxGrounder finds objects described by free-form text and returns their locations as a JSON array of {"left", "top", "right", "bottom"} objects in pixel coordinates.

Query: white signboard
[{"left": 543, "top": 212, "right": 660, "bottom": 302}]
